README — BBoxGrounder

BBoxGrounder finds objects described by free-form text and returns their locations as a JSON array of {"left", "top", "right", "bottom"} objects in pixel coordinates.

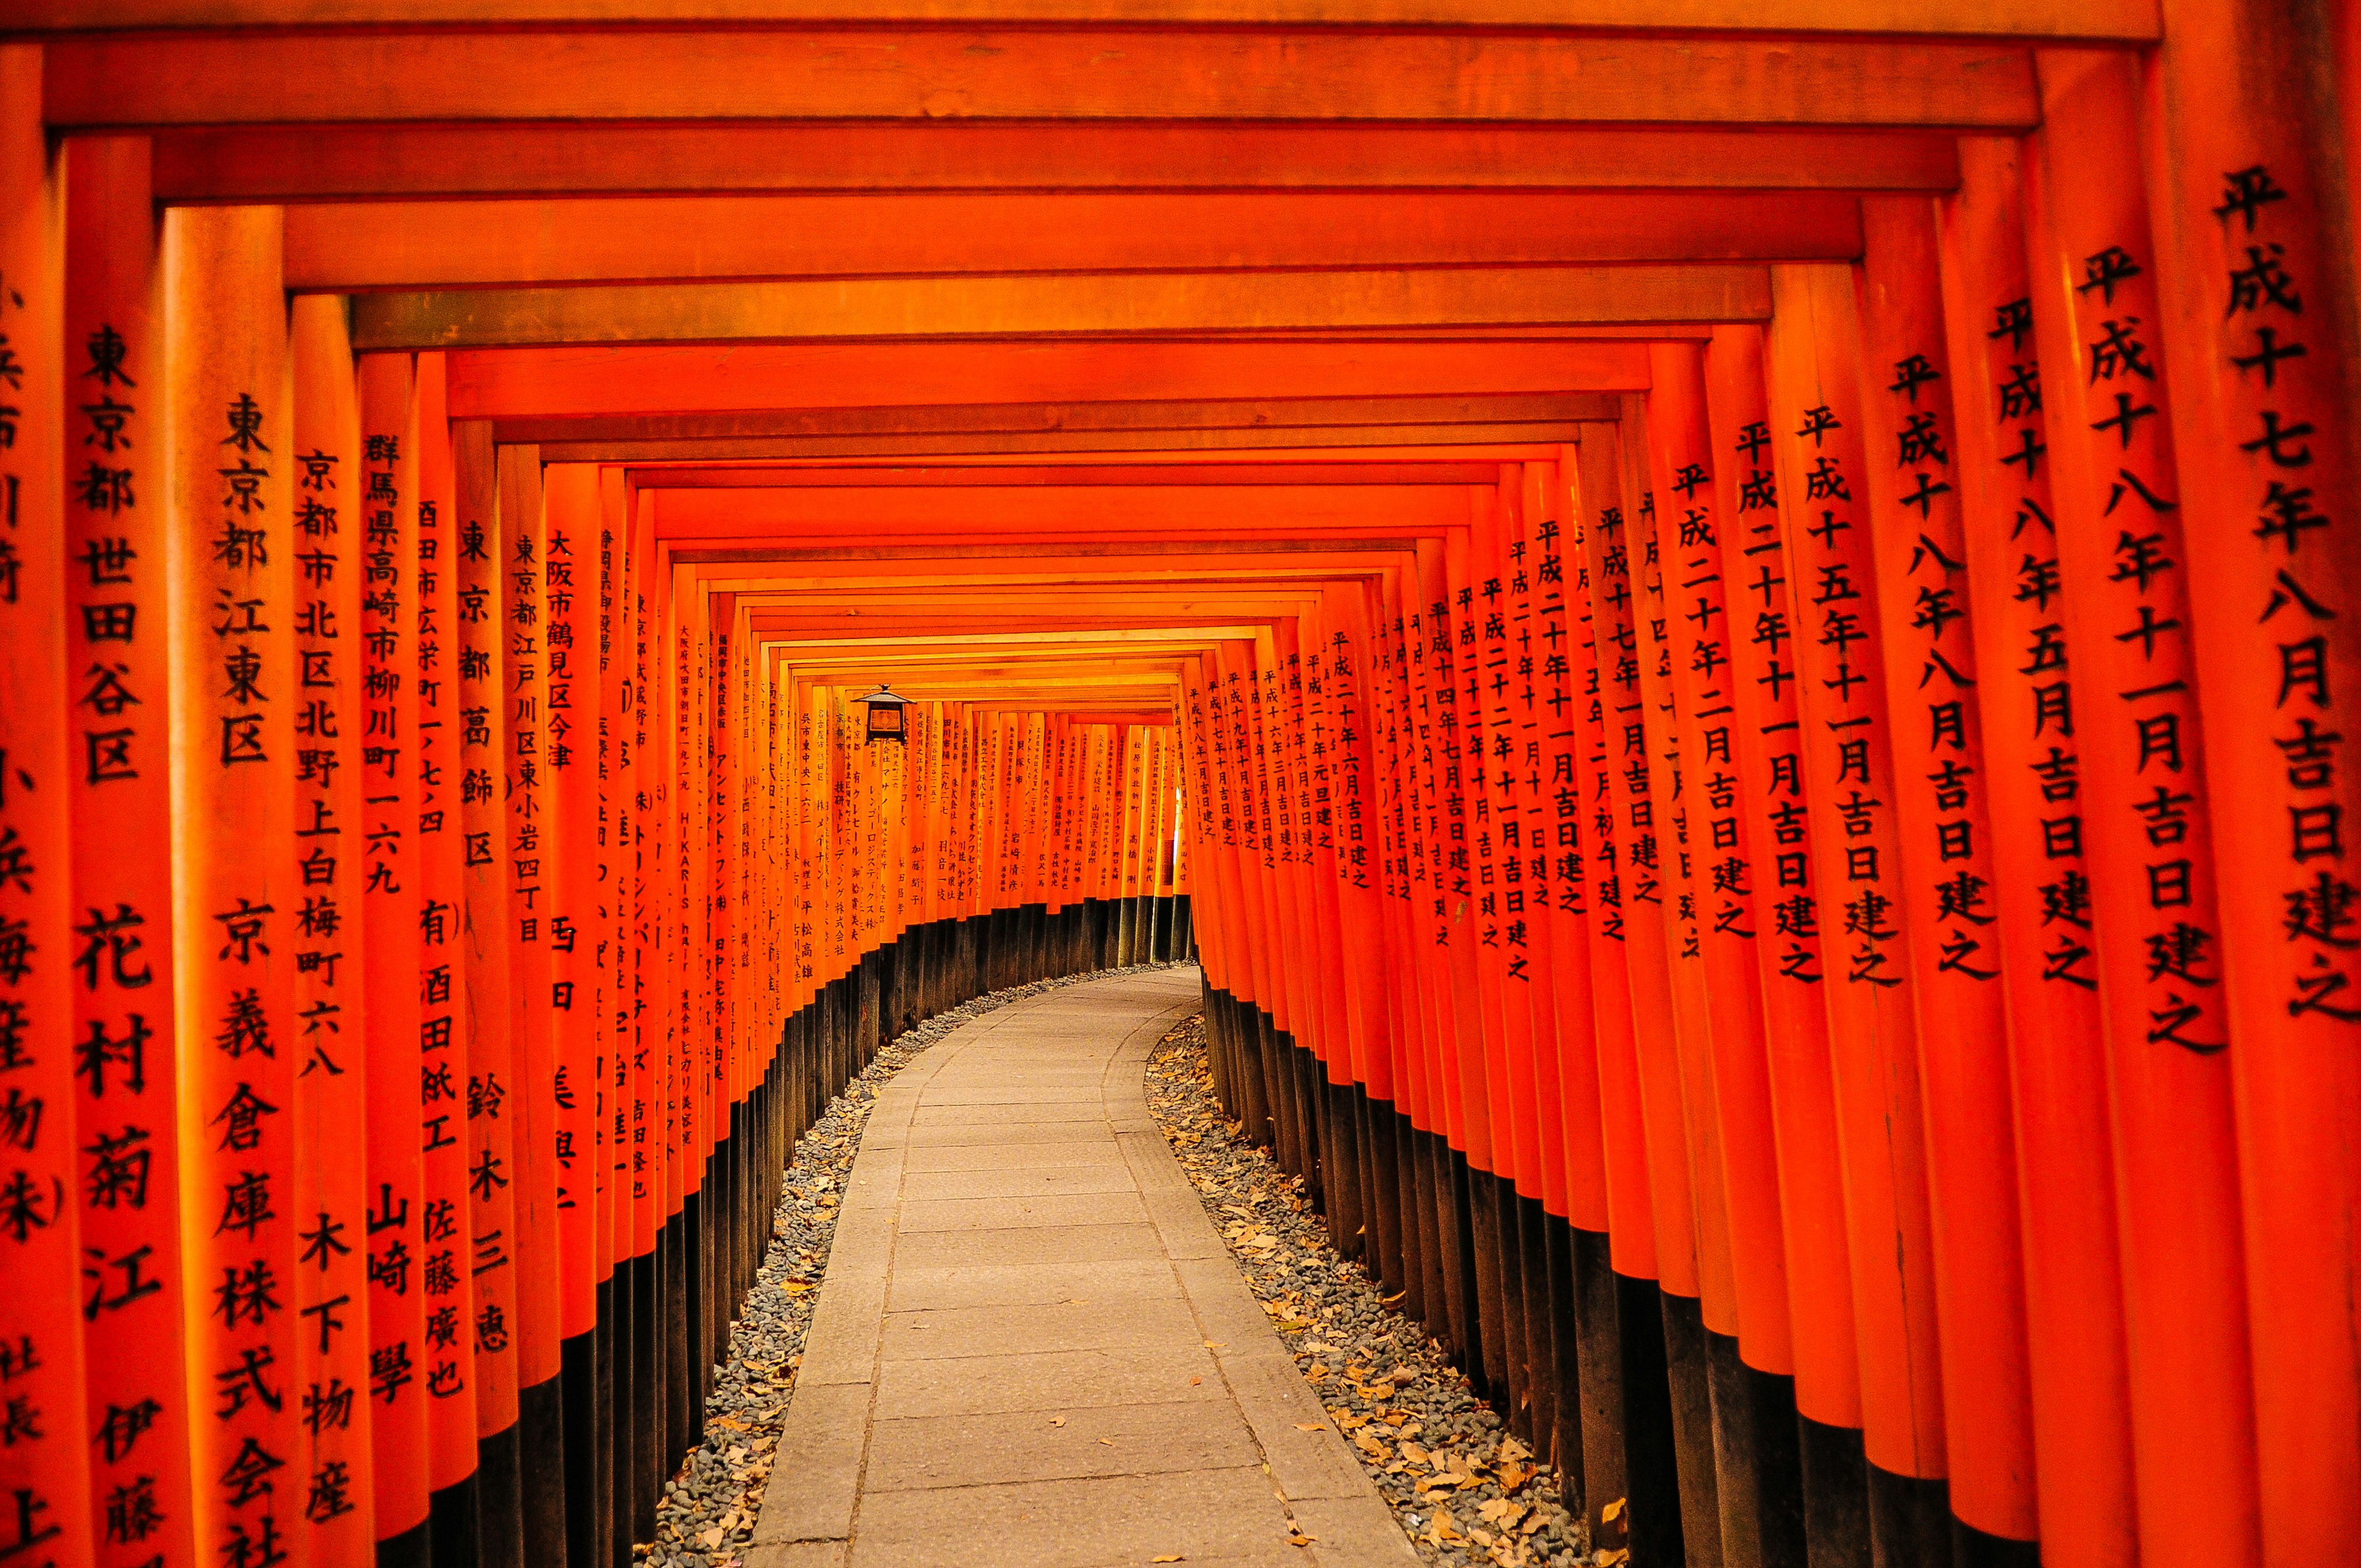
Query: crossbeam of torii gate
[{"left": 1, "top": 9, "right": 2358, "bottom": 1568}]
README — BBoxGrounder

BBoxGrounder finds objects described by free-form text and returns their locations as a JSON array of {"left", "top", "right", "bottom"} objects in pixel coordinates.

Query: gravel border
[
  {"left": 636, "top": 963, "right": 1187, "bottom": 1568},
  {"left": 1143, "top": 1012, "right": 1599, "bottom": 1568}
]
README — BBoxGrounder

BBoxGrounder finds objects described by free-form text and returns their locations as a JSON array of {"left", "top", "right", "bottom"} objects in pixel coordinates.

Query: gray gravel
[
  {"left": 1143, "top": 1012, "right": 1600, "bottom": 1568},
  {"left": 634, "top": 963, "right": 1187, "bottom": 1568}
]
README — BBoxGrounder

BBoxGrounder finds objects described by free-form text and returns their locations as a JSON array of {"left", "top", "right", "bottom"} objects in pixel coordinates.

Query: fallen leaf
[
  {"left": 1202, "top": 1341, "right": 1225, "bottom": 1350},
  {"left": 1097, "top": 1438, "right": 1115, "bottom": 1447},
  {"left": 1294, "top": 1422, "right": 1324, "bottom": 1432},
  {"left": 1150, "top": 1556, "right": 1184, "bottom": 1563},
  {"left": 1049, "top": 1417, "right": 1067, "bottom": 1428},
  {"left": 1602, "top": 1497, "right": 1627, "bottom": 1525}
]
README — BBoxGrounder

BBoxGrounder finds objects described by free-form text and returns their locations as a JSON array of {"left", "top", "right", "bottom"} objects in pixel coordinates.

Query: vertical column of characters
[
  {"left": 165, "top": 203, "right": 298, "bottom": 1568},
  {"left": 1853, "top": 201, "right": 2039, "bottom": 1543},
  {"left": 1326, "top": 603, "right": 1383, "bottom": 1077},
  {"left": 0, "top": 53, "right": 94, "bottom": 1568},
  {"left": 1525, "top": 457, "right": 1612, "bottom": 1238},
  {"left": 594, "top": 474, "right": 619, "bottom": 1313},
  {"left": 288, "top": 294, "right": 375, "bottom": 1558},
  {"left": 449, "top": 424, "right": 519, "bottom": 1457},
  {"left": 660, "top": 568, "right": 684, "bottom": 1222},
  {"left": 1124, "top": 723, "right": 1146, "bottom": 912},
  {"left": 1369, "top": 570, "right": 1439, "bottom": 1160},
  {"left": 1179, "top": 667, "right": 1229, "bottom": 999},
  {"left": 2026, "top": 53, "right": 2263, "bottom": 1566},
  {"left": 1571, "top": 433, "right": 1693, "bottom": 1297},
  {"left": 674, "top": 571, "right": 701, "bottom": 1202},
  {"left": 412, "top": 357, "right": 481, "bottom": 1476},
  {"left": 1697, "top": 330, "right": 1863, "bottom": 1439},
  {"left": 1762, "top": 262, "right": 1948, "bottom": 1486},
  {"left": 619, "top": 509, "right": 651, "bottom": 1276},
  {"left": 354, "top": 352, "right": 427, "bottom": 1545},
  {"left": 544, "top": 465, "right": 599, "bottom": 1355},
  {"left": 2145, "top": 6, "right": 2361, "bottom": 1554},
  {"left": 1216, "top": 647, "right": 1270, "bottom": 1021},
  {"left": 1167, "top": 719, "right": 1190, "bottom": 906},
  {"left": 1274, "top": 631, "right": 1327, "bottom": 1056},
  {"left": 1423, "top": 539, "right": 1485, "bottom": 1168},
  {"left": 497, "top": 449, "right": 560, "bottom": 1417},
  {"left": 1199, "top": 656, "right": 1237, "bottom": 1005},
  {"left": 1469, "top": 496, "right": 1535, "bottom": 1200},
  {"left": 1644, "top": 350, "right": 1796, "bottom": 1378},
  {"left": 1300, "top": 626, "right": 1351, "bottom": 1063},
  {"left": 61, "top": 132, "right": 192, "bottom": 1568},
  {"left": 787, "top": 683, "right": 813, "bottom": 1002},
  {"left": 1560, "top": 442, "right": 1656, "bottom": 1280},
  {"left": 1622, "top": 404, "right": 1739, "bottom": 1337},
  {"left": 1253, "top": 638, "right": 1291, "bottom": 1035},
  {"left": 1500, "top": 474, "right": 1572, "bottom": 1225},
  {"left": 1934, "top": 138, "right": 2138, "bottom": 1568}
]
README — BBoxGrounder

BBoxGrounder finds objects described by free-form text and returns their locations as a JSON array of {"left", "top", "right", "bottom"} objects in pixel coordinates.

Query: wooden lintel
[
  {"left": 446, "top": 343, "right": 1649, "bottom": 418},
  {"left": 491, "top": 392, "right": 1619, "bottom": 445},
  {"left": 283, "top": 191, "right": 1859, "bottom": 290},
  {"left": 349, "top": 266, "right": 1770, "bottom": 349},
  {"left": 152, "top": 124, "right": 1963, "bottom": 202},
  {"left": 44, "top": 31, "right": 2039, "bottom": 130},
  {"left": 536, "top": 422, "right": 1581, "bottom": 463},
  {"left": 619, "top": 461, "right": 1502, "bottom": 487},
  {"left": 9, "top": 0, "right": 2159, "bottom": 42}
]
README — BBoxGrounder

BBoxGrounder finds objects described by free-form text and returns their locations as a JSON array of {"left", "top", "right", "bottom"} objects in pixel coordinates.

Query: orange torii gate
[{"left": 0, "top": 7, "right": 2357, "bottom": 1568}]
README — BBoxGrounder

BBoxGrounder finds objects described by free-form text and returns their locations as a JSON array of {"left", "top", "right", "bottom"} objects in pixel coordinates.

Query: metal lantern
[{"left": 861, "top": 684, "right": 909, "bottom": 745}]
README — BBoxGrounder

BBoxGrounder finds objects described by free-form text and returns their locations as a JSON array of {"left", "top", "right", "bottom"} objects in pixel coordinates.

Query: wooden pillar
[
  {"left": 356, "top": 349, "right": 430, "bottom": 1564},
  {"left": 1760, "top": 263, "right": 1950, "bottom": 1522},
  {"left": 62, "top": 130, "right": 195, "bottom": 1568},
  {"left": 165, "top": 201, "right": 299, "bottom": 1568},
  {"left": 497, "top": 443, "right": 567, "bottom": 1566},
  {"left": 2143, "top": 7, "right": 2361, "bottom": 1560},
  {"left": 288, "top": 290, "right": 378, "bottom": 1561},
  {"left": 2024, "top": 52, "right": 2262, "bottom": 1568},
  {"left": 1934, "top": 138, "right": 2140, "bottom": 1568},
  {"left": 0, "top": 42, "right": 96, "bottom": 1568},
  {"left": 1698, "top": 325, "right": 1867, "bottom": 1448},
  {"left": 1851, "top": 199, "right": 2038, "bottom": 1550},
  {"left": 413, "top": 353, "right": 484, "bottom": 1544}
]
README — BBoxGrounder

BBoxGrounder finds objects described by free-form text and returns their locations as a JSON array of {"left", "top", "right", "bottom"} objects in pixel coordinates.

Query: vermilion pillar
[
  {"left": 289, "top": 290, "right": 378, "bottom": 1560},
  {"left": 1852, "top": 199, "right": 2037, "bottom": 1545},
  {"left": 1, "top": 42, "right": 96, "bottom": 1568},
  {"left": 63, "top": 130, "right": 195, "bottom": 1568},
  {"left": 2027, "top": 52, "right": 2263, "bottom": 1568},
  {"left": 165, "top": 202, "right": 299, "bottom": 1568},
  {"left": 1936, "top": 137, "right": 2139, "bottom": 1568},
  {"left": 2145, "top": 6, "right": 2361, "bottom": 1559},
  {"left": 1762, "top": 263, "right": 1948, "bottom": 1497},
  {"left": 356, "top": 349, "right": 429, "bottom": 1558}
]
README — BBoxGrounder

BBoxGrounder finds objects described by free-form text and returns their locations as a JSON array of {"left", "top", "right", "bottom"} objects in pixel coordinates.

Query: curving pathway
[{"left": 745, "top": 966, "right": 1422, "bottom": 1568}]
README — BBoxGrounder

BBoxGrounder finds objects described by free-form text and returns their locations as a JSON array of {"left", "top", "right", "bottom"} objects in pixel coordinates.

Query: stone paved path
[{"left": 746, "top": 966, "right": 1423, "bottom": 1568}]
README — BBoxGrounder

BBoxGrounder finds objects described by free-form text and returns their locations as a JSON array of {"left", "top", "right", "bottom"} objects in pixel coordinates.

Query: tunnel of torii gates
[{"left": 0, "top": 4, "right": 2359, "bottom": 1568}]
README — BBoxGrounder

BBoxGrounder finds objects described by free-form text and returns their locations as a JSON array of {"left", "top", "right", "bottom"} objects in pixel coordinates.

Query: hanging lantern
[{"left": 861, "top": 683, "right": 909, "bottom": 745}]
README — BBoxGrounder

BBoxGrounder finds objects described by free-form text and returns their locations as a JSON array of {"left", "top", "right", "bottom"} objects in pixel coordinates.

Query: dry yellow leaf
[
  {"left": 1294, "top": 1422, "right": 1324, "bottom": 1432},
  {"left": 1602, "top": 1497, "right": 1627, "bottom": 1524},
  {"left": 1049, "top": 1417, "right": 1067, "bottom": 1428},
  {"left": 1150, "top": 1556, "right": 1184, "bottom": 1563},
  {"left": 1098, "top": 1438, "right": 1115, "bottom": 1447}
]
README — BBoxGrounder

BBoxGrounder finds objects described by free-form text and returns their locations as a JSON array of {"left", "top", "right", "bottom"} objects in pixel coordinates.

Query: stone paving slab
[{"left": 745, "top": 967, "right": 1421, "bottom": 1568}]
